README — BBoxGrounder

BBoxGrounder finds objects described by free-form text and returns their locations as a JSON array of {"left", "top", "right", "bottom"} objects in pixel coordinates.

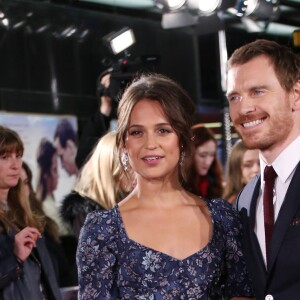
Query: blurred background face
[
  {"left": 20, "top": 167, "right": 30, "bottom": 199},
  {"left": 47, "top": 153, "right": 59, "bottom": 192},
  {"left": 241, "top": 149, "right": 260, "bottom": 185},
  {"left": 0, "top": 152, "right": 22, "bottom": 189},
  {"left": 54, "top": 138, "right": 76, "bottom": 176},
  {"left": 194, "top": 140, "right": 216, "bottom": 176}
]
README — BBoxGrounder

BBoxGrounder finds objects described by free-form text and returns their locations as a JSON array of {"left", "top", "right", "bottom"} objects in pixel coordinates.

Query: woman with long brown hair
[
  {"left": 77, "top": 74, "right": 254, "bottom": 299},
  {"left": 223, "top": 139, "right": 260, "bottom": 205},
  {"left": 0, "top": 125, "right": 61, "bottom": 299},
  {"left": 186, "top": 124, "right": 224, "bottom": 199}
]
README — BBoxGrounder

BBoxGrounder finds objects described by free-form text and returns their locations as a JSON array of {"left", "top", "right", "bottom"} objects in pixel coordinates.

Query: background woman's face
[
  {"left": 0, "top": 152, "right": 22, "bottom": 189},
  {"left": 241, "top": 149, "right": 260, "bottom": 185},
  {"left": 194, "top": 140, "right": 216, "bottom": 176},
  {"left": 48, "top": 153, "right": 59, "bottom": 191},
  {"left": 20, "top": 167, "right": 30, "bottom": 199}
]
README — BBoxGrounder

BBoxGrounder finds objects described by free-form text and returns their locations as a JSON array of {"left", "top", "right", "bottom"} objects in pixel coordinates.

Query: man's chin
[{"left": 237, "top": 133, "right": 261, "bottom": 150}]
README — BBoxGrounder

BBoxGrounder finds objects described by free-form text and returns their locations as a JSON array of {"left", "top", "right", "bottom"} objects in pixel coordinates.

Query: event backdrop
[{"left": 0, "top": 111, "right": 78, "bottom": 207}]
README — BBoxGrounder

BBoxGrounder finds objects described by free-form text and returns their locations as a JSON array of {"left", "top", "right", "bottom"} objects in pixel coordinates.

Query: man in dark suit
[{"left": 226, "top": 39, "right": 300, "bottom": 300}]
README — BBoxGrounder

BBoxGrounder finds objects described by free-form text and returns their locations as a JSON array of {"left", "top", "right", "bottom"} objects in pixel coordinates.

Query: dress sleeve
[
  {"left": 76, "top": 209, "right": 118, "bottom": 300},
  {"left": 215, "top": 199, "right": 254, "bottom": 298}
]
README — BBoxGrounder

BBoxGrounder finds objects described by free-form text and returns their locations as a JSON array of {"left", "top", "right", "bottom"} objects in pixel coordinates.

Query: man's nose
[{"left": 239, "top": 95, "right": 256, "bottom": 115}]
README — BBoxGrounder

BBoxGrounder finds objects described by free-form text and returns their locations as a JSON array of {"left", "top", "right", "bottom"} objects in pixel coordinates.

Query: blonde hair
[
  {"left": 74, "top": 131, "right": 123, "bottom": 210},
  {"left": 223, "top": 139, "right": 247, "bottom": 201}
]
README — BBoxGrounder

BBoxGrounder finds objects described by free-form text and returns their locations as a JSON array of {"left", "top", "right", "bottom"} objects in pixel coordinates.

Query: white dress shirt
[{"left": 255, "top": 134, "right": 300, "bottom": 266}]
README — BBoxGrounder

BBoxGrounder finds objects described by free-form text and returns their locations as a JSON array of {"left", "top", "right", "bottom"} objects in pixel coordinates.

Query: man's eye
[
  {"left": 253, "top": 89, "right": 264, "bottom": 96},
  {"left": 228, "top": 95, "right": 241, "bottom": 102}
]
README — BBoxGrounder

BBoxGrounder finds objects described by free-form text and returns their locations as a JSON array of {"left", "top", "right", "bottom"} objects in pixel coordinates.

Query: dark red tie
[{"left": 264, "top": 165, "right": 277, "bottom": 265}]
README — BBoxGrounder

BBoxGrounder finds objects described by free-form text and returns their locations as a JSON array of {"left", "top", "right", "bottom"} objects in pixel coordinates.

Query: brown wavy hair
[
  {"left": 116, "top": 73, "right": 195, "bottom": 184},
  {"left": 222, "top": 139, "right": 247, "bottom": 202},
  {"left": 186, "top": 125, "right": 224, "bottom": 199},
  {"left": 227, "top": 39, "right": 300, "bottom": 93},
  {"left": 0, "top": 126, "right": 43, "bottom": 233},
  {"left": 22, "top": 161, "right": 59, "bottom": 241}
]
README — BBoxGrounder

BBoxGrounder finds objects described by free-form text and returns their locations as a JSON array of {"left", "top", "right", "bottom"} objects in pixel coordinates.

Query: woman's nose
[
  {"left": 11, "top": 157, "right": 21, "bottom": 169},
  {"left": 145, "top": 133, "right": 158, "bottom": 150}
]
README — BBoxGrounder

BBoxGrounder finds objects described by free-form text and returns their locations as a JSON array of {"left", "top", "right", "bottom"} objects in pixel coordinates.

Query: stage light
[
  {"left": 187, "top": 0, "right": 221, "bottom": 15},
  {"left": 103, "top": 27, "right": 136, "bottom": 55},
  {"left": 155, "top": 0, "right": 186, "bottom": 11},
  {"left": 234, "top": 0, "right": 278, "bottom": 20},
  {"left": 241, "top": 17, "right": 267, "bottom": 32},
  {"left": 0, "top": 10, "right": 9, "bottom": 29}
]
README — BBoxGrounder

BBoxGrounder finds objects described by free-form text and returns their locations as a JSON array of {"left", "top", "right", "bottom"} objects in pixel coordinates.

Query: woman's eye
[
  {"left": 129, "top": 130, "right": 141, "bottom": 136},
  {"left": 243, "top": 163, "right": 252, "bottom": 168},
  {"left": 158, "top": 128, "right": 171, "bottom": 134}
]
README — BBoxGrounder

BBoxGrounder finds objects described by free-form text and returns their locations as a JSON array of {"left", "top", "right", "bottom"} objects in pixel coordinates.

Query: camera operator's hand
[{"left": 100, "top": 73, "right": 112, "bottom": 117}]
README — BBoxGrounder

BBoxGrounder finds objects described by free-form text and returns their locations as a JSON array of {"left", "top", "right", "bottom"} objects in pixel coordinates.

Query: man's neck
[{"left": 261, "top": 132, "right": 300, "bottom": 164}]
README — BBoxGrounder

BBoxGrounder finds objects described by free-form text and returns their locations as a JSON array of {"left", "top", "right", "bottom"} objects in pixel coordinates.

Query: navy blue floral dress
[{"left": 77, "top": 198, "right": 254, "bottom": 299}]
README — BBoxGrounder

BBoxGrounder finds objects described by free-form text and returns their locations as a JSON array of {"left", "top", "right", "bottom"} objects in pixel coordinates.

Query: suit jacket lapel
[
  {"left": 239, "top": 176, "right": 268, "bottom": 285},
  {"left": 249, "top": 177, "right": 268, "bottom": 271},
  {"left": 268, "top": 162, "right": 300, "bottom": 272}
]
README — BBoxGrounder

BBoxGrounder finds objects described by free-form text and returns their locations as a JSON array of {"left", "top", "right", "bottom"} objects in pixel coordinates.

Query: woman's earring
[
  {"left": 121, "top": 152, "right": 129, "bottom": 171},
  {"left": 180, "top": 151, "right": 185, "bottom": 166}
]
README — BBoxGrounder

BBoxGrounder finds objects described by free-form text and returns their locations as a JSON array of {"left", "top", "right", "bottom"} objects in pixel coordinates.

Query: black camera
[{"left": 97, "top": 55, "right": 160, "bottom": 117}]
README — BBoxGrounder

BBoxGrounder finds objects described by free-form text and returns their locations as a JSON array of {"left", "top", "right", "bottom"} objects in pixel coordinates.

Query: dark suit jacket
[{"left": 236, "top": 162, "right": 300, "bottom": 300}]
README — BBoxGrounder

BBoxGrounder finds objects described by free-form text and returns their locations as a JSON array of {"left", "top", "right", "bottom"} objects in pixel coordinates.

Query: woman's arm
[
  {"left": 216, "top": 199, "right": 255, "bottom": 299},
  {"left": 77, "top": 210, "right": 118, "bottom": 299},
  {"left": 0, "top": 226, "right": 40, "bottom": 289}
]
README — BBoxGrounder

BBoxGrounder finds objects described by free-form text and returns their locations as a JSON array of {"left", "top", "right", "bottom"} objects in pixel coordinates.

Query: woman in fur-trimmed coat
[
  {"left": 61, "top": 192, "right": 103, "bottom": 238},
  {"left": 60, "top": 131, "right": 133, "bottom": 238}
]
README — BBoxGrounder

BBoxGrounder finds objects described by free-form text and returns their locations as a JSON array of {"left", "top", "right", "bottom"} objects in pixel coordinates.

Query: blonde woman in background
[
  {"left": 61, "top": 130, "right": 133, "bottom": 238},
  {"left": 223, "top": 139, "right": 260, "bottom": 205}
]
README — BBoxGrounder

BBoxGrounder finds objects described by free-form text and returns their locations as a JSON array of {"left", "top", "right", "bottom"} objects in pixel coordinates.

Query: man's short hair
[{"left": 54, "top": 119, "right": 77, "bottom": 148}]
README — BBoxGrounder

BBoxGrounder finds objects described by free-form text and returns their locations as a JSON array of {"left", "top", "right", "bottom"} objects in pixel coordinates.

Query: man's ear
[{"left": 291, "top": 79, "right": 300, "bottom": 112}]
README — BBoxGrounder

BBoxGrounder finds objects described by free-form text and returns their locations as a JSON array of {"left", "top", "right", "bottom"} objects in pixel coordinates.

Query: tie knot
[{"left": 264, "top": 165, "right": 277, "bottom": 181}]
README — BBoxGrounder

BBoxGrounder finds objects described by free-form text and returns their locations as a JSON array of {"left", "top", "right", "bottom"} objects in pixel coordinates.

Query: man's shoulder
[{"left": 236, "top": 174, "right": 260, "bottom": 212}]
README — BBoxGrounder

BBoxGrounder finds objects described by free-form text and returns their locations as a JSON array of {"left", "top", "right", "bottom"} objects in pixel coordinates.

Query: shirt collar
[{"left": 260, "top": 134, "right": 300, "bottom": 183}]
